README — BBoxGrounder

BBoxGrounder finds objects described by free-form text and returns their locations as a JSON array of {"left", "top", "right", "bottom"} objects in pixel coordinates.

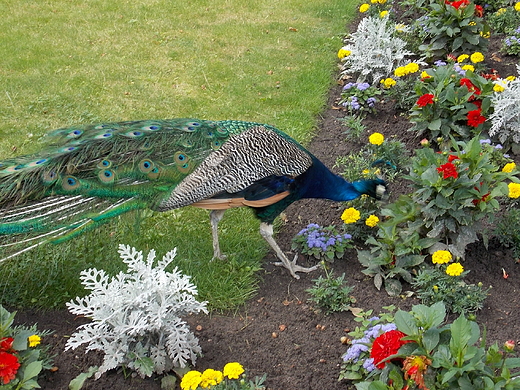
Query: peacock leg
[
  {"left": 210, "top": 209, "right": 227, "bottom": 260},
  {"left": 259, "top": 222, "right": 320, "bottom": 279}
]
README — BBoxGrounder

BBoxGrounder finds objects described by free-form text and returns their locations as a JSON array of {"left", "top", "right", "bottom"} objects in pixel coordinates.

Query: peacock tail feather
[{"left": 0, "top": 118, "right": 312, "bottom": 261}]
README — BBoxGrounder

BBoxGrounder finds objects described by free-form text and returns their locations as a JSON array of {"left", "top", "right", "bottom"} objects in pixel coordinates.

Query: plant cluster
[
  {"left": 306, "top": 269, "right": 357, "bottom": 314},
  {"left": 487, "top": 4, "right": 520, "bottom": 34},
  {"left": 502, "top": 26, "right": 520, "bottom": 55},
  {"left": 65, "top": 245, "right": 208, "bottom": 379},
  {"left": 494, "top": 207, "right": 520, "bottom": 259},
  {"left": 340, "top": 302, "right": 520, "bottom": 389},
  {"left": 0, "top": 305, "right": 53, "bottom": 390},
  {"left": 339, "top": 82, "right": 382, "bottom": 116},
  {"left": 291, "top": 223, "right": 353, "bottom": 262},
  {"left": 339, "top": 15, "right": 417, "bottom": 84},
  {"left": 407, "top": 137, "right": 515, "bottom": 257},
  {"left": 414, "top": 0, "right": 489, "bottom": 59},
  {"left": 357, "top": 0, "right": 393, "bottom": 19},
  {"left": 409, "top": 60, "right": 495, "bottom": 140},
  {"left": 489, "top": 65, "right": 520, "bottom": 148},
  {"left": 412, "top": 250, "right": 490, "bottom": 314},
  {"left": 180, "top": 362, "right": 266, "bottom": 390}
]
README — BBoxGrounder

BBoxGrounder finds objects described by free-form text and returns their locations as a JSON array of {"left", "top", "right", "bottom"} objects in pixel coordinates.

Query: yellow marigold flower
[
  {"left": 338, "top": 48, "right": 351, "bottom": 59},
  {"left": 181, "top": 371, "right": 203, "bottom": 390},
  {"left": 506, "top": 75, "right": 516, "bottom": 81},
  {"left": 28, "top": 334, "right": 41, "bottom": 347},
  {"left": 405, "top": 62, "right": 420, "bottom": 74},
  {"left": 341, "top": 207, "right": 361, "bottom": 224},
  {"left": 369, "top": 132, "right": 384, "bottom": 145},
  {"left": 515, "top": 2, "right": 520, "bottom": 11},
  {"left": 365, "top": 215, "right": 380, "bottom": 227},
  {"left": 480, "top": 31, "right": 490, "bottom": 38},
  {"left": 421, "top": 71, "right": 431, "bottom": 79},
  {"left": 200, "top": 369, "right": 224, "bottom": 388},
  {"left": 462, "top": 64, "right": 475, "bottom": 72},
  {"left": 502, "top": 162, "right": 516, "bottom": 173},
  {"left": 362, "top": 169, "right": 371, "bottom": 175},
  {"left": 470, "top": 52, "right": 484, "bottom": 63},
  {"left": 446, "top": 262, "right": 464, "bottom": 276},
  {"left": 359, "top": 3, "right": 370, "bottom": 12},
  {"left": 394, "top": 66, "right": 407, "bottom": 77},
  {"left": 223, "top": 362, "right": 245, "bottom": 379},
  {"left": 469, "top": 21, "right": 477, "bottom": 26},
  {"left": 508, "top": 182, "right": 520, "bottom": 198},
  {"left": 494, "top": 83, "right": 506, "bottom": 92},
  {"left": 497, "top": 7, "right": 507, "bottom": 15},
  {"left": 380, "top": 78, "right": 396, "bottom": 88},
  {"left": 380, "top": 10, "right": 389, "bottom": 17},
  {"left": 432, "top": 250, "right": 452, "bottom": 265},
  {"left": 379, "top": 0, "right": 387, "bottom": 3},
  {"left": 457, "top": 54, "right": 469, "bottom": 62},
  {"left": 371, "top": 0, "right": 378, "bottom": 3}
]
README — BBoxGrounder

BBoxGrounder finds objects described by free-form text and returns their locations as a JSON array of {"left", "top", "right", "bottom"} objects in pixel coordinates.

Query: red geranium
[
  {"left": 475, "top": 4, "right": 484, "bottom": 16},
  {"left": 416, "top": 94, "right": 435, "bottom": 107},
  {"left": 460, "top": 78, "right": 481, "bottom": 101},
  {"left": 437, "top": 162, "right": 458, "bottom": 179},
  {"left": 467, "top": 109, "right": 486, "bottom": 127},
  {"left": 0, "top": 338, "right": 14, "bottom": 353},
  {"left": 370, "top": 330, "right": 411, "bottom": 369},
  {"left": 448, "top": 154, "right": 459, "bottom": 163},
  {"left": 445, "top": 0, "right": 469, "bottom": 9},
  {"left": 0, "top": 351, "right": 20, "bottom": 385}
]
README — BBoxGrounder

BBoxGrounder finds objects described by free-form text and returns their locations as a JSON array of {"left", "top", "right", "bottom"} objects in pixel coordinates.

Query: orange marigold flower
[{"left": 403, "top": 355, "right": 432, "bottom": 390}]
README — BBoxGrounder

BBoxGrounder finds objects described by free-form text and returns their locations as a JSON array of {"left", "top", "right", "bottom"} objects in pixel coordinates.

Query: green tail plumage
[{"left": 0, "top": 118, "right": 269, "bottom": 261}]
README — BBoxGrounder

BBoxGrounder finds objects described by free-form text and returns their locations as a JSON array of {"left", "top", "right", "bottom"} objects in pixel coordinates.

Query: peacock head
[{"left": 353, "top": 178, "right": 388, "bottom": 201}]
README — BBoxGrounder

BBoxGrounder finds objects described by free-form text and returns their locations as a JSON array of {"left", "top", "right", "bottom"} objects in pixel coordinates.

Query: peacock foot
[{"left": 273, "top": 253, "right": 321, "bottom": 279}]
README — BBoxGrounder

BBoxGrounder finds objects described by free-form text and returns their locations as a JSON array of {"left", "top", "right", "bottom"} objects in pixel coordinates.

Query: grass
[{"left": 0, "top": 0, "right": 358, "bottom": 310}]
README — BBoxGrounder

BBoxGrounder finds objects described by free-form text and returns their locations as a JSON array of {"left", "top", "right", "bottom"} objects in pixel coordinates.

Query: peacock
[{"left": 0, "top": 119, "right": 386, "bottom": 278}]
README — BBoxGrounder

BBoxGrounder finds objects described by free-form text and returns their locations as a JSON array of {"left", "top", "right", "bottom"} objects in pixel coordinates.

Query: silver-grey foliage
[
  {"left": 339, "top": 16, "right": 417, "bottom": 84},
  {"left": 65, "top": 244, "right": 208, "bottom": 379},
  {"left": 489, "top": 64, "right": 520, "bottom": 144}
]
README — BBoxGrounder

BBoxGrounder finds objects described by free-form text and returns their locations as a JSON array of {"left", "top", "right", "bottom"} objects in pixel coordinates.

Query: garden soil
[{"left": 11, "top": 22, "right": 520, "bottom": 390}]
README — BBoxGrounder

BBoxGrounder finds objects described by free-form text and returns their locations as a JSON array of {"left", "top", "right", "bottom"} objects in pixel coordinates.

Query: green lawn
[{"left": 0, "top": 0, "right": 358, "bottom": 310}]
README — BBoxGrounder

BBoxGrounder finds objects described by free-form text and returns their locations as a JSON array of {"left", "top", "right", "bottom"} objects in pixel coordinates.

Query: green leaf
[
  {"left": 428, "top": 118, "right": 442, "bottom": 130},
  {"left": 68, "top": 366, "right": 98, "bottom": 390},
  {"left": 423, "top": 328, "right": 441, "bottom": 351},
  {"left": 450, "top": 315, "right": 472, "bottom": 363},
  {"left": 394, "top": 310, "right": 418, "bottom": 335},
  {"left": 385, "top": 278, "right": 402, "bottom": 296},
  {"left": 22, "top": 361, "right": 42, "bottom": 382}
]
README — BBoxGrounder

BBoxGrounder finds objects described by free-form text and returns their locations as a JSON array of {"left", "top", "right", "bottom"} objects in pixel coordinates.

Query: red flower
[
  {"left": 446, "top": 0, "right": 469, "bottom": 9},
  {"left": 467, "top": 109, "right": 486, "bottom": 127},
  {"left": 370, "top": 330, "right": 411, "bottom": 369},
  {"left": 437, "top": 162, "right": 458, "bottom": 179},
  {"left": 448, "top": 154, "right": 459, "bottom": 163},
  {"left": 0, "top": 351, "right": 20, "bottom": 385},
  {"left": 460, "top": 78, "right": 481, "bottom": 101},
  {"left": 475, "top": 4, "right": 484, "bottom": 16},
  {"left": 471, "top": 100, "right": 482, "bottom": 109},
  {"left": 416, "top": 94, "right": 434, "bottom": 107},
  {"left": 0, "top": 338, "right": 14, "bottom": 353}
]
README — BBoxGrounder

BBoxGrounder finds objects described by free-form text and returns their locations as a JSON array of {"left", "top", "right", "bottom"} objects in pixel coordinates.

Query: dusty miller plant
[
  {"left": 339, "top": 16, "right": 418, "bottom": 84},
  {"left": 489, "top": 64, "right": 520, "bottom": 148},
  {"left": 65, "top": 244, "right": 208, "bottom": 379}
]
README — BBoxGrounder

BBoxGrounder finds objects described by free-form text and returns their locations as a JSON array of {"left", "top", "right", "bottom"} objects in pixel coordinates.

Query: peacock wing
[
  {"left": 156, "top": 125, "right": 313, "bottom": 210},
  {"left": 0, "top": 118, "right": 240, "bottom": 259}
]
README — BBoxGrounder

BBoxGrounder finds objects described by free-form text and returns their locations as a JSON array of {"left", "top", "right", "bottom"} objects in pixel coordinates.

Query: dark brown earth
[{"left": 11, "top": 18, "right": 520, "bottom": 390}]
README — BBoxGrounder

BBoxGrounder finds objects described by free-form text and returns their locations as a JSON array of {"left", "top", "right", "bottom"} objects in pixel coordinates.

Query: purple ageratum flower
[
  {"left": 434, "top": 60, "right": 447, "bottom": 66},
  {"left": 343, "top": 82, "right": 355, "bottom": 90},
  {"left": 480, "top": 139, "right": 491, "bottom": 144},
  {"left": 453, "top": 63, "right": 465, "bottom": 76},
  {"left": 504, "top": 154, "right": 510, "bottom": 158},
  {"left": 367, "top": 97, "right": 376, "bottom": 107},
  {"left": 368, "top": 316, "right": 380, "bottom": 322},
  {"left": 351, "top": 101, "right": 361, "bottom": 110},
  {"left": 363, "top": 358, "right": 377, "bottom": 372},
  {"left": 343, "top": 233, "right": 352, "bottom": 240},
  {"left": 495, "top": 144, "right": 503, "bottom": 149},
  {"left": 357, "top": 82, "right": 371, "bottom": 91},
  {"left": 505, "top": 38, "right": 512, "bottom": 47}
]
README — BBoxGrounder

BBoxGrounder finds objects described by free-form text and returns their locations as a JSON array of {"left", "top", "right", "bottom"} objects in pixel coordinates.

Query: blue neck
[{"left": 298, "top": 157, "right": 361, "bottom": 201}]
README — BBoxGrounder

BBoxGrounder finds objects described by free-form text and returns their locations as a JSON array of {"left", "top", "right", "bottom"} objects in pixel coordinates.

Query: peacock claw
[
  {"left": 211, "top": 253, "right": 228, "bottom": 261},
  {"left": 273, "top": 253, "right": 321, "bottom": 279}
]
